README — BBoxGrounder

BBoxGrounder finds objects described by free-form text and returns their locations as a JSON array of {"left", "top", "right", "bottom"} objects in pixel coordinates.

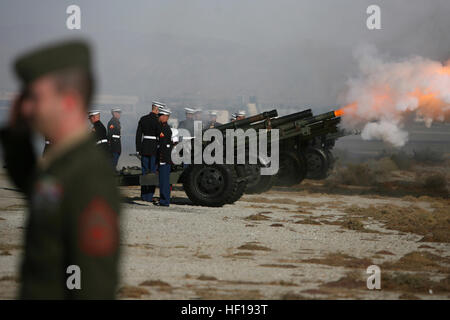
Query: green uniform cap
[{"left": 14, "top": 40, "right": 92, "bottom": 85}]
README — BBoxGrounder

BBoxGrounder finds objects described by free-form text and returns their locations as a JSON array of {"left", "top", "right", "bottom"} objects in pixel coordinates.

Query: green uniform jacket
[{"left": 0, "top": 128, "right": 121, "bottom": 299}]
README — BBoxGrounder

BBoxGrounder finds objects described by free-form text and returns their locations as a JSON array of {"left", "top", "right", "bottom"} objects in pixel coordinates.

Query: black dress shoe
[{"left": 153, "top": 202, "right": 169, "bottom": 207}]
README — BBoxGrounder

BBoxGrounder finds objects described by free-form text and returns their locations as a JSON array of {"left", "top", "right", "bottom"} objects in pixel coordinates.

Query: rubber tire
[
  {"left": 226, "top": 180, "right": 247, "bottom": 204},
  {"left": 305, "top": 147, "right": 329, "bottom": 180},
  {"left": 183, "top": 164, "right": 237, "bottom": 207},
  {"left": 274, "top": 151, "right": 307, "bottom": 186},
  {"left": 226, "top": 166, "right": 248, "bottom": 204},
  {"left": 245, "top": 165, "right": 274, "bottom": 194},
  {"left": 324, "top": 149, "right": 335, "bottom": 174}
]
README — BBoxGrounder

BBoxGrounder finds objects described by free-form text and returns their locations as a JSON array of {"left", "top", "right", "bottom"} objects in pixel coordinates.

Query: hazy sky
[{"left": 1, "top": 0, "right": 450, "bottom": 108}]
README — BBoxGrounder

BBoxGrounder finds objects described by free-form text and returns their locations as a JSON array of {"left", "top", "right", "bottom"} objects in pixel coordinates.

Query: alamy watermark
[
  {"left": 171, "top": 121, "right": 279, "bottom": 175},
  {"left": 66, "top": 265, "right": 81, "bottom": 290},
  {"left": 366, "top": 265, "right": 381, "bottom": 290}
]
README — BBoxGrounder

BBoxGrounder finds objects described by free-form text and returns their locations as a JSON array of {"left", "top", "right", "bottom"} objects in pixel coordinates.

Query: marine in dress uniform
[
  {"left": 236, "top": 110, "right": 246, "bottom": 121},
  {"left": 135, "top": 101, "right": 164, "bottom": 202},
  {"left": 154, "top": 108, "right": 172, "bottom": 207},
  {"left": 178, "top": 107, "right": 195, "bottom": 136},
  {"left": 0, "top": 40, "right": 121, "bottom": 299},
  {"left": 88, "top": 110, "right": 109, "bottom": 154},
  {"left": 207, "top": 111, "right": 222, "bottom": 128},
  {"left": 107, "top": 108, "right": 122, "bottom": 169}
]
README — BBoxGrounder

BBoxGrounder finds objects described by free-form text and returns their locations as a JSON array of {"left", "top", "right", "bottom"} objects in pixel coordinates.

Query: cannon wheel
[
  {"left": 324, "top": 149, "right": 335, "bottom": 173},
  {"left": 305, "top": 147, "right": 329, "bottom": 180},
  {"left": 183, "top": 164, "right": 237, "bottom": 207},
  {"left": 227, "top": 180, "right": 247, "bottom": 204},
  {"left": 274, "top": 151, "right": 307, "bottom": 186},
  {"left": 226, "top": 166, "right": 248, "bottom": 204},
  {"left": 245, "top": 165, "right": 274, "bottom": 194}
]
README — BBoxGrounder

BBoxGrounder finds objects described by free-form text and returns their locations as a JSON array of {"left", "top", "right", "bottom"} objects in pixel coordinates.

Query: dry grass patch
[
  {"left": 242, "top": 196, "right": 313, "bottom": 206},
  {"left": 0, "top": 275, "right": 19, "bottom": 283},
  {"left": 321, "top": 271, "right": 366, "bottom": 289},
  {"left": 245, "top": 213, "right": 271, "bottom": 221},
  {"left": 280, "top": 292, "right": 308, "bottom": 300},
  {"left": 376, "top": 250, "right": 395, "bottom": 255},
  {"left": 193, "top": 287, "right": 263, "bottom": 299},
  {"left": 383, "top": 273, "right": 450, "bottom": 295},
  {"left": 117, "top": 285, "right": 150, "bottom": 298},
  {"left": 0, "top": 243, "right": 22, "bottom": 251},
  {"left": 259, "top": 264, "right": 298, "bottom": 269},
  {"left": 382, "top": 251, "right": 450, "bottom": 273},
  {"left": 344, "top": 204, "right": 450, "bottom": 242},
  {"left": 140, "top": 280, "right": 171, "bottom": 287},
  {"left": 294, "top": 217, "right": 321, "bottom": 225},
  {"left": 237, "top": 243, "right": 271, "bottom": 251},
  {"left": 302, "top": 253, "right": 373, "bottom": 269}
]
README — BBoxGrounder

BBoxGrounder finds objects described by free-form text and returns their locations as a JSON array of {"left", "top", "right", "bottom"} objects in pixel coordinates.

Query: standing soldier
[
  {"left": 135, "top": 101, "right": 164, "bottom": 202},
  {"left": 236, "top": 110, "right": 246, "bottom": 121},
  {"left": 178, "top": 107, "right": 195, "bottom": 136},
  {"left": 207, "top": 111, "right": 222, "bottom": 128},
  {"left": 0, "top": 40, "right": 121, "bottom": 299},
  {"left": 154, "top": 108, "right": 172, "bottom": 207},
  {"left": 88, "top": 110, "right": 109, "bottom": 154},
  {"left": 107, "top": 108, "right": 122, "bottom": 170}
]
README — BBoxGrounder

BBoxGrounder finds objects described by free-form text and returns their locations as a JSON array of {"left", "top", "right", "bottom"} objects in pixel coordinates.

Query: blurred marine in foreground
[{"left": 0, "top": 40, "right": 121, "bottom": 299}]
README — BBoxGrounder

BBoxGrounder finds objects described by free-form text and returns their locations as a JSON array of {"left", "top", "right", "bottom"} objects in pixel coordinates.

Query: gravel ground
[{"left": 0, "top": 173, "right": 449, "bottom": 300}]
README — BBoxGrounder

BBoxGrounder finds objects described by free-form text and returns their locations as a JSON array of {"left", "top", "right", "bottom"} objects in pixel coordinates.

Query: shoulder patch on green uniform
[{"left": 79, "top": 197, "right": 118, "bottom": 256}]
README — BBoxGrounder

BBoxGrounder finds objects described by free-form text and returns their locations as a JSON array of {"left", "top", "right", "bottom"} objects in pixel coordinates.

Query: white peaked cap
[
  {"left": 159, "top": 108, "right": 171, "bottom": 115},
  {"left": 88, "top": 110, "right": 100, "bottom": 117},
  {"left": 152, "top": 101, "right": 166, "bottom": 108}
]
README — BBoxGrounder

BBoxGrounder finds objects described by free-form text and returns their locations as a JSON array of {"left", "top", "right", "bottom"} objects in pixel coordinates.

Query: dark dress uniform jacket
[
  {"left": 135, "top": 113, "right": 160, "bottom": 156},
  {"left": 158, "top": 124, "right": 173, "bottom": 164},
  {"left": 178, "top": 118, "right": 194, "bottom": 136},
  {"left": 107, "top": 117, "right": 121, "bottom": 154},
  {"left": 207, "top": 121, "right": 222, "bottom": 129},
  {"left": 0, "top": 128, "right": 121, "bottom": 299},
  {"left": 93, "top": 120, "right": 109, "bottom": 153}
]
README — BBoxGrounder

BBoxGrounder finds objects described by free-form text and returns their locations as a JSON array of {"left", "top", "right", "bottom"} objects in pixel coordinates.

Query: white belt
[
  {"left": 160, "top": 162, "right": 166, "bottom": 165},
  {"left": 97, "top": 139, "right": 108, "bottom": 144},
  {"left": 143, "top": 136, "right": 157, "bottom": 140},
  {"left": 112, "top": 135, "right": 120, "bottom": 138}
]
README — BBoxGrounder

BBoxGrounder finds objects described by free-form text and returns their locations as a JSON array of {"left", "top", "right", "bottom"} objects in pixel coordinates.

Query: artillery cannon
[{"left": 117, "top": 107, "right": 355, "bottom": 206}]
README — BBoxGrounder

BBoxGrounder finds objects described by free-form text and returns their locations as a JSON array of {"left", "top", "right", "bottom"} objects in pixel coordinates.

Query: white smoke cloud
[{"left": 341, "top": 45, "right": 450, "bottom": 147}]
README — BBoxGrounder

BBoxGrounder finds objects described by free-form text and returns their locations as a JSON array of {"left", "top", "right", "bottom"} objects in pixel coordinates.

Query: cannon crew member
[
  {"left": 207, "top": 111, "right": 222, "bottom": 128},
  {"left": 154, "top": 108, "right": 172, "bottom": 207},
  {"left": 0, "top": 40, "right": 121, "bottom": 299},
  {"left": 107, "top": 108, "right": 122, "bottom": 169},
  {"left": 135, "top": 101, "right": 164, "bottom": 201},
  {"left": 178, "top": 107, "right": 195, "bottom": 136},
  {"left": 236, "top": 110, "right": 246, "bottom": 121},
  {"left": 88, "top": 110, "right": 109, "bottom": 154}
]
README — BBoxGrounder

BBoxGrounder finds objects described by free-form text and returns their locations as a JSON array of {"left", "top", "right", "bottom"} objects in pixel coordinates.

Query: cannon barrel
[
  {"left": 266, "top": 109, "right": 343, "bottom": 142},
  {"left": 250, "top": 109, "right": 313, "bottom": 130},
  {"left": 214, "top": 109, "right": 278, "bottom": 131}
]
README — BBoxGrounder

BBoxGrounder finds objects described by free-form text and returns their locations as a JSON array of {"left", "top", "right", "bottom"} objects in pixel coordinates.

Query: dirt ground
[{"left": 0, "top": 165, "right": 449, "bottom": 300}]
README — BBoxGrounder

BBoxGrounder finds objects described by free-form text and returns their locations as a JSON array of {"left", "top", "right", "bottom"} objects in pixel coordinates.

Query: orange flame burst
[{"left": 341, "top": 59, "right": 450, "bottom": 124}]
